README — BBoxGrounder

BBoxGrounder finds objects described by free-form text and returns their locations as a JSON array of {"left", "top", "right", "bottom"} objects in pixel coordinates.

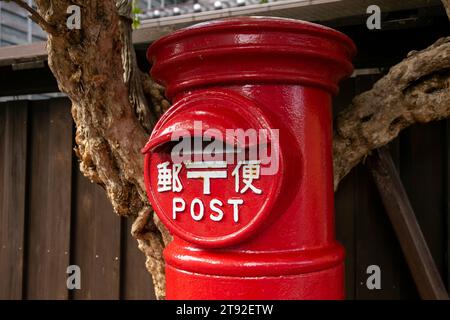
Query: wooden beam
[
  {"left": 0, "top": 65, "right": 58, "bottom": 97},
  {"left": 0, "top": 42, "right": 47, "bottom": 67},
  {"left": 367, "top": 147, "right": 449, "bottom": 300},
  {"left": 0, "top": 0, "right": 444, "bottom": 67}
]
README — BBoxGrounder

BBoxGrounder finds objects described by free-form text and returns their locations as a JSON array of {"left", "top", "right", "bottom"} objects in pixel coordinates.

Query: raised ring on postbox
[{"left": 142, "top": 89, "right": 284, "bottom": 248}]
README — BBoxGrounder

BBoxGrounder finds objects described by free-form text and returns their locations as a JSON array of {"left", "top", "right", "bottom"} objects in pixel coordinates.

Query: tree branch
[
  {"left": 140, "top": 72, "right": 171, "bottom": 118},
  {"left": 4, "top": 0, "right": 56, "bottom": 35},
  {"left": 333, "top": 36, "right": 450, "bottom": 189},
  {"left": 116, "top": 0, "right": 157, "bottom": 133}
]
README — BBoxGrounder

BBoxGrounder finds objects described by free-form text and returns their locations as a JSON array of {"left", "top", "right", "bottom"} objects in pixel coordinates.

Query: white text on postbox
[{"left": 156, "top": 160, "right": 263, "bottom": 223}]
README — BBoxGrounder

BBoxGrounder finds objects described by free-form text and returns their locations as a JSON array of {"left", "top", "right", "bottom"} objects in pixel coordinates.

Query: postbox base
[{"left": 165, "top": 263, "right": 344, "bottom": 300}]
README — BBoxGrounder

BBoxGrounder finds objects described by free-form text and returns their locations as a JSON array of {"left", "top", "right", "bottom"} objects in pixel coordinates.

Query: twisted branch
[{"left": 333, "top": 36, "right": 450, "bottom": 189}]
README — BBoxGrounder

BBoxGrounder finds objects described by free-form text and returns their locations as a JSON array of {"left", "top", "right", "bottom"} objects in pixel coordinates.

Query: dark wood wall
[
  {"left": 0, "top": 98, "right": 155, "bottom": 299},
  {"left": 334, "top": 75, "right": 450, "bottom": 299},
  {"left": 0, "top": 75, "right": 449, "bottom": 299}
]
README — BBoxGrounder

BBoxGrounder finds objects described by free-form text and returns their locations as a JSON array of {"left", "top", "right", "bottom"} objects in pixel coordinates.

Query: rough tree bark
[
  {"left": 28, "top": 0, "right": 170, "bottom": 299},
  {"left": 333, "top": 36, "right": 450, "bottom": 190},
  {"left": 334, "top": 1, "right": 450, "bottom": 189},
  {"left": 7, "top": 0, "right": 450, "bottom": 300}
]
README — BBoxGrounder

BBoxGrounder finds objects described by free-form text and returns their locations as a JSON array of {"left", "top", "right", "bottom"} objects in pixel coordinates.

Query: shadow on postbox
[{"left": 142, "top": 89, "right": 283, "bottom": 248}]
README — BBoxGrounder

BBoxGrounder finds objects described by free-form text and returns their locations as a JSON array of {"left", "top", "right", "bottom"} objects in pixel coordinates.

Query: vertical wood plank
[
  {"left": 26, "top": 99, "right": 73, "bottom": 299},
  {"left": 0, "top": 101, "right": 28, "bottom": 299},
  {"left": 355, "top": 162, "right": 417, "bottom": 299},
  {"left": 354, "top": 75, "right": 417, "bottom": 300},
  {"left": 333, "top": 77, "right": 356, "bottom": 299},
  {"left": 335, "top": 170, "right": 357, "bottom": 300},
  {"left": 400, "top": 123, "right": 445, "bottom": 278},
  {"left": 120, "top": 217, "right": 156, "bottom": 300},
  {"left": 446, "top": 119, "right": 450, "bottom": 291},
  {"left": 368, "top": 147, "right": 448, "bottom": 299},
  {"left": 333, "top": 77, "right": 355, "bottom": 115},
  {"left": 72, "top": 170, "right": 121, "bottom": 300}
]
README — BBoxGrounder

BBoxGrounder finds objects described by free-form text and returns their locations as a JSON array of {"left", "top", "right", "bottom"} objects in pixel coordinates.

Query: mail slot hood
[{"left": 141, "top": 89, "right": 276, "bottom": 154}]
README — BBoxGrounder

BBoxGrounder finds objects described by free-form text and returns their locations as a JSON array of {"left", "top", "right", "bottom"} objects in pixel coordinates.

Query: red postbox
[{"left": 142, "top": 17, "right": 355, "bottom": 299}]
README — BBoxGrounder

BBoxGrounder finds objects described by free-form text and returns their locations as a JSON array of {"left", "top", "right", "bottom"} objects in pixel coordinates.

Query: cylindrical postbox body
[{"left": 143, "top": 17, "right": 355, "bottom": 299}]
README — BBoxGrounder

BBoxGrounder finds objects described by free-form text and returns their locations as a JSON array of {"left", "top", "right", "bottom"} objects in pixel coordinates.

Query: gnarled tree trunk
[{"left": 31, "top": 0, "right": 170, "bottom": 299}]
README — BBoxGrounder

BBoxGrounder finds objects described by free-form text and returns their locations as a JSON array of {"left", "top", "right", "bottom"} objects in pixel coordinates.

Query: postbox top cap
[
  {"left": 150, "top": 16, "right": 355, "bottom": 54},
  {"left": 148, "top": 16, "right": 356, "bottom": 98}
]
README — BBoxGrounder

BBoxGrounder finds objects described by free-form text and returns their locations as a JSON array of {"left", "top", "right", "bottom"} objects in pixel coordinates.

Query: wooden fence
[
  {"left": 0, "top": 98, "right": 155, "bottom": 299},
  {"left": 0, "top": 75, "right": 449, "bottom": 299}
]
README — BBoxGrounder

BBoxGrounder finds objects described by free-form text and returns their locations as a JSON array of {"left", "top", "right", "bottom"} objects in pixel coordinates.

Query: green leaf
[
  {"left": 132, "top": 6, "right": 142, "bottom": 14},
  {"left": 132, "top": 18, "right": 141, "bottom": 30},
  {"left": 131, "top": 0, "right": 142, "bottom": 30}
]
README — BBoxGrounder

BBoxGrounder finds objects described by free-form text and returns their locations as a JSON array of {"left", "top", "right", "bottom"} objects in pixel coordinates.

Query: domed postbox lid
[
  {"left": 142, "top": 90, "right": 284, "bottom": 248},
  {"left": 147, "top": 17, "right": 356, "bottom": 99}
]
